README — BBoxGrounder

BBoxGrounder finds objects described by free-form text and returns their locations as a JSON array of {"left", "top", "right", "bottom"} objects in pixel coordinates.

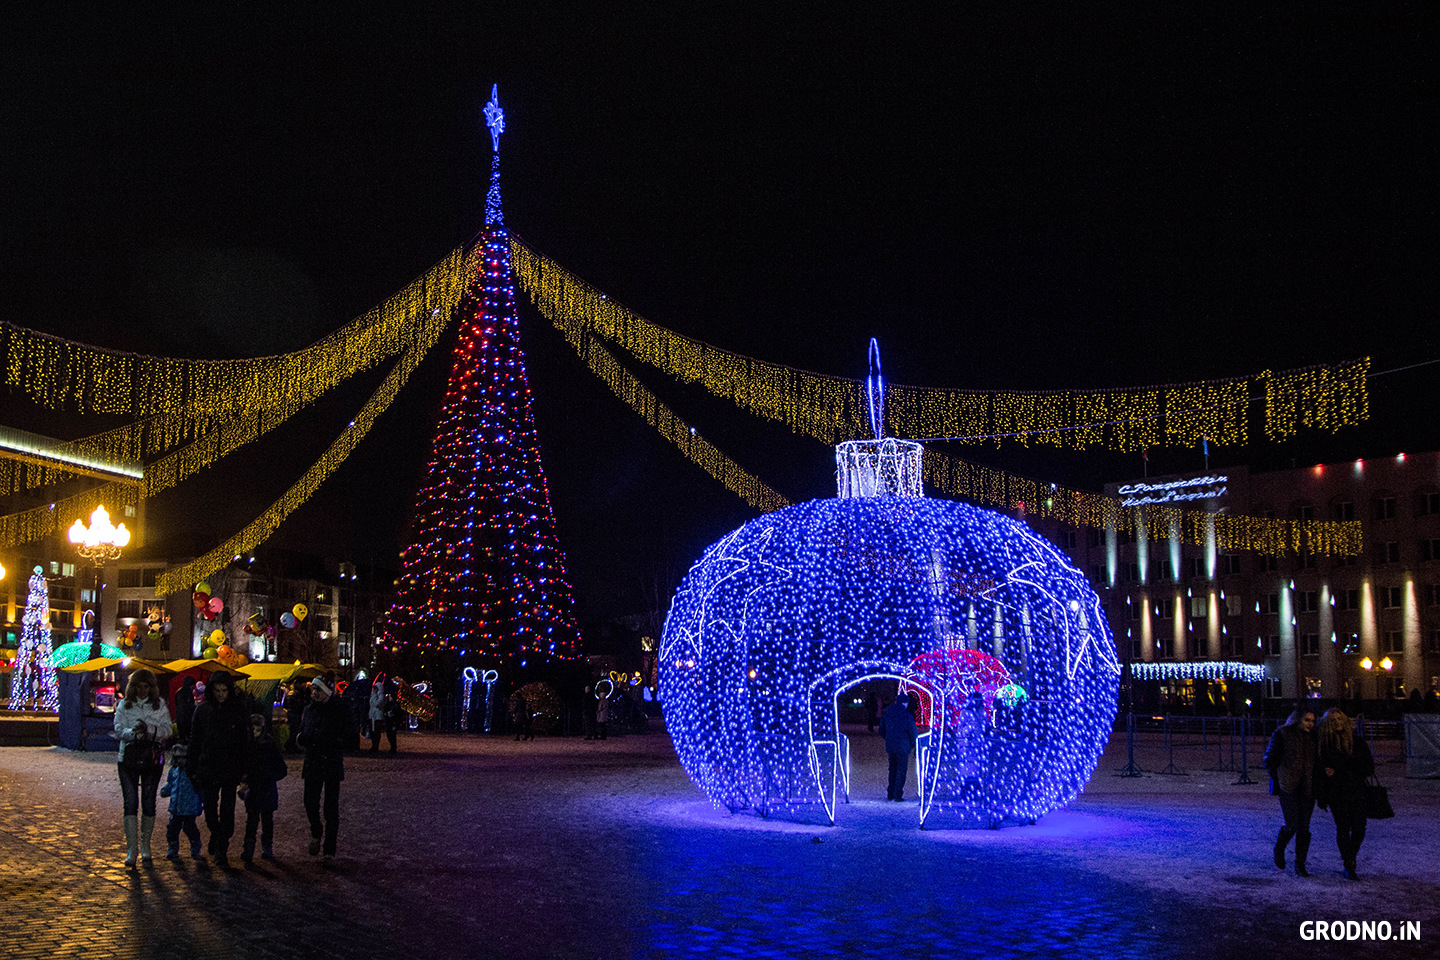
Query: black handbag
[
  {"left": 121, "top": 738, "right": 164, "bottom": 774},
  {"left": 1364, "top": 776, "right": 1395, "bottom": 820}
]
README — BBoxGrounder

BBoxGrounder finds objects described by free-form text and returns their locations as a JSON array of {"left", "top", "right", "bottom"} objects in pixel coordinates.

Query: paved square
[{"left": 1, "top": 726, "right": 1436, "bottom": 959}]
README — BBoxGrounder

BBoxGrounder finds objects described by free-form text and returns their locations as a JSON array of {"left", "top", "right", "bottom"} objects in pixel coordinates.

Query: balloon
[
  {"left": 162, "top": 621, "right": 173, "bottom": 635},
  {"left": 124, "top": 624, "right": 139, "bottom": 640},
  {"left": 195, "top": 581, "right": 211, "bottom": 597},
  {"left": 234, "top": 654, "right": 249, "bottom": 667},
  {"left": 202, "top": 648, "right": 218, "bottom": 660},
  {"left": 206, "top": 596, "right": 224, "bottom": 617},
  {"left": 280, "top": 612, "right": 296, "bottom": 629},
  {"left": 216, "top": 644, "right": 232, "bottom": 658},
  {"left": 248, "top": 612, "right": 267, "bottom": 631},
  {"left": 193, "top": 592, "right": 208, "bottom": 610},
  {"left": 209, "top": 629, "right": 226, "bottom": 645},
  {"left": 292, "top": 603, "right": 308, "bottom": 622}
]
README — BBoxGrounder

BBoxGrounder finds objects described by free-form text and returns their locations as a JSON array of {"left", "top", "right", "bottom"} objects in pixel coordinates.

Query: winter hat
[{"left": 310, "top": 677, "right": 334, "bottom": 697}]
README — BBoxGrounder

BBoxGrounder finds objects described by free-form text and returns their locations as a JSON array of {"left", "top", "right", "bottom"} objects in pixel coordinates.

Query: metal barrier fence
[{"left": 1111, "top": 713, "right": 1410, "bottom": 781}]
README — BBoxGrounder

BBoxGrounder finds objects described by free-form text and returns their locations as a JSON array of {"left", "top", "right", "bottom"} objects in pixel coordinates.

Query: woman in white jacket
[{"left": 113, "top": 668, "right": 172, "bottom": 868}]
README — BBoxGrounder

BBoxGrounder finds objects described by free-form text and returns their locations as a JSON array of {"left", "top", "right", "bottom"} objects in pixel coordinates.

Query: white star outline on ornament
[
  {"left": 1000, "top": 532, "right": 1122, "bottom": 680},
  {"left": 660, "top": 524, "right": 794, "bottom": 667}
]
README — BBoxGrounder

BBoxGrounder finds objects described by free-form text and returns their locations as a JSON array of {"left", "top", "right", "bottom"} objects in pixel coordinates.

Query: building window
[
  {"left": 141, "top": 567, "right": 159, "bottom": 588},
  {"left": 1265, "top": 679, "right": 1283, "bottom": 699},
  {"left": 1419, "top": 492, "right": 1440, "bottom": 516},
  {"left": 1260, "top": 593, "right": 1281, "bottom": 615},
  {"left": 1426, "top": 585, "right": 1440, "bottom": 607},
  {"left": 116, "top": 599, "right": 142, "bottom": 619},
  {"left": 1057, "top": 530, "right": 1077, "bottom": 550},
  {"left": 1381, "top": 586, "right": 1403, "bottom": 609},
  {"left": 1378, "top": 541, "right": 1400, "bottom": 564},
  {"left": 1375, "top": 496, "right": 1397, "bottom": 520},
  {"left": 1264, "top": 635, "right": 1281, "bottom": 656},
  {"left": 1384, "top": 630, "right": 1404, "bottom": 654},
  {"left": 1301, "top": 633, "right": 1320, "bottom": 657},
  {"left": 1421, "top": 539, "right": 1440, "bottom": 562},
  {"left": 1129, "top": 638, "right": 1142, "bottom": 660},
  {"left": 1088, "top": 529, "right": 1103, "bottom": 548},
  {"left": 1427, "top": 631, "right": 1440, "bottom": 655},
  {"left": 315, "top": 587, "right": 334, "bottom": 605},
  {"left": 313, "top": 614, "right": 333, "bottom": 632},
  {"left": 1260, "top": 554, "right": 1279, "bottom": 571},
  {"left": 1217, "top": 555, "right": 1239, "bottom": 576},
  {"left": 1189, "top": 597, "right": 1208, "bottom": 618},
  {"left": 1334, "top": 589, "right": 1361, "bottom": 611},
  {"left": 1295, "top": 549, "right": 1316, "bottom": 570},
  {"left": 1125, "top": 562, "right": 1143, "bottom": 583},
  {"left": 1295, "top": 505, "right": 1315, "bottom": 521},
  {"left": 1126, "top": 600, "right": 1141, "bottom": 621},
  {"left": 119, "top": 568, "right": 143, "bottom": 588},
  {"left": 1089, "top": 565, "right": 1106, "bottom": 585},
  {"left": 1155, "top": 599, "right": 1174, "bottom": 620},
  {"left": 1334, "top": 501, "right": 1355, "bottom": 521},
  {"left": 1224, "top": 594, "right": 1243, "bottom": 617},
  {"left": 1297, "top": 591, "right": 1320, "bottom": 613}
]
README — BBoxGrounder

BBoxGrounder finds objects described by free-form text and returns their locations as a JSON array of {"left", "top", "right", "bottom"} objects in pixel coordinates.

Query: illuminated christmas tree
[
  {"left": 12, "top": 565, "right": 58, "bottom": 712},
  {"left": 379, "top": 87, "right": 582, "bottom": 663}
]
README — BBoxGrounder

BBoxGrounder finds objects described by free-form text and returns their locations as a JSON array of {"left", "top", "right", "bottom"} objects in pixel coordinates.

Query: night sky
[{"left": 1, "top": 6, "right": 1435, "bottom": 621}]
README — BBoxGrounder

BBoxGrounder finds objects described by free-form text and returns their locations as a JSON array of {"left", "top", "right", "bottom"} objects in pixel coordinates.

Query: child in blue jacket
[{"left": 159, "top": 742, "right": 204, "bottom": 860}]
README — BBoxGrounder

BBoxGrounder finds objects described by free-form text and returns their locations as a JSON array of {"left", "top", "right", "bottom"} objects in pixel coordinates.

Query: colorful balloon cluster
[
  {"left": 191, "top": 581, "right": 224, "bottom": 621},
  {"left": 201, "top": 627, "right": 249, "bottom": 669}
]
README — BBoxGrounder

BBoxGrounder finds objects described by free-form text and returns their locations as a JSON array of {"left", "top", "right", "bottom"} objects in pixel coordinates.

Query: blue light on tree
[{"left": 660, "top": 437, "right": 1120, "bottom": 827}]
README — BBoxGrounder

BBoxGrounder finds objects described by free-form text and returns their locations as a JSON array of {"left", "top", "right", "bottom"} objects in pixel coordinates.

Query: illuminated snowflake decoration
[{"left": 661, "top": 491, "right": 1120, "bottom": 827}]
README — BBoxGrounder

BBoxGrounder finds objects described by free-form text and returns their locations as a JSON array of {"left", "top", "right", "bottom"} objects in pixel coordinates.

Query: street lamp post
[{"left": 67, "top": 506, "right": 130, "bottom": 658}]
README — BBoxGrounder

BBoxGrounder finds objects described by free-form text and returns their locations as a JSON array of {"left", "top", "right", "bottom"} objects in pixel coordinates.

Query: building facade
[{"left": 1032, "top": 452, "right": 1440, "bottom": 708}]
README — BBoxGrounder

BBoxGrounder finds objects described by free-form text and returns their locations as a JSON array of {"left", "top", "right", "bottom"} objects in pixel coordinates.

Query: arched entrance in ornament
[{"left": 806, "top": 661, "right": 944, "bottom": 827}]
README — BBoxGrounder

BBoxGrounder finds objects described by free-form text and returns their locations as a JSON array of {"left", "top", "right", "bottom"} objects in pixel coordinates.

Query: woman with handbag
[
  {"left": 1315, "top": 708, "right": 1375, "bottom": 881},
  {"left": 113, "top": 668, "right": 173, "bottom": 869}
]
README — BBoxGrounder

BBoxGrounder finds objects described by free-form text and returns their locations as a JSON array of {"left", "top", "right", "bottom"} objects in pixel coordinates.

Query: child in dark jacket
[
  {"left": 240, "top": 713, "right": 289, "bottom": 863},
  {"left": 160, "top": 742, "right": 204, "bottom": 860}
]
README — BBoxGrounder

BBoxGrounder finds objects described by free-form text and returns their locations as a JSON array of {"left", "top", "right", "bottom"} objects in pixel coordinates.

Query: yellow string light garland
[
  {"left": 511, "top": 239, "right": 1369, "bottom": 451},
  {"left": 154, "top": 327, "right": 445, "bottom": 595},
  {"left": 557, "top": 323, "right": 788, "bottom": 513},
  {"left": 1, "top": 250, "right": 471, "bottom": 500},
  {"left": 0, "top": 247, "right": 470, "bottom": 433}
]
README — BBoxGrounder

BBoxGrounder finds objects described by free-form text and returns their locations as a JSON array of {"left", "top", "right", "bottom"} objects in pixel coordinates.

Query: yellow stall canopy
[
  {"left": 60, "top": 657, "right": 172, "bottom": 674},
  {"left": 240, "top": 663, "right": 327, "bottom": 682}
]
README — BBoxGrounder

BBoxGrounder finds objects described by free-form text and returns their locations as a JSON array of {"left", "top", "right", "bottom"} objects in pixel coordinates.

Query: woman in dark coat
[
  {"left": 174, "top": 676, "right": 198, "bottom": 743},
  {"left": 186, "top": 671, "right": 251, "bottom": 866},
  {"left": 1315, "top": 708, "right": 1375, "bottom": 881},
  {"left": 299, "top": 676, "right": 353, "bottom": 859},
  {"left": 1263, "top": 706, "right": 1317, "bottom": 875}
]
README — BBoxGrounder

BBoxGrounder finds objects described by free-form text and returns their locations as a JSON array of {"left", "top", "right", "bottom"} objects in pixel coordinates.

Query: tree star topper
[{"left": 484, "top": 84, "right": 505, "bottom": 152}]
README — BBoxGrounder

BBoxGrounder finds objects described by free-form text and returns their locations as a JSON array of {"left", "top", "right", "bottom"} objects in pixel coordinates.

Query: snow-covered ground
[{"left": 0, "top": 724, "right": 1435, "bottom": 959}]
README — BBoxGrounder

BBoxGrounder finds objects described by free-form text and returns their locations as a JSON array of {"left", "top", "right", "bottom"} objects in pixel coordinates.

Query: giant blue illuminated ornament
[{"left": 660, "top": 361, "right": 1121, "bottom": 827}]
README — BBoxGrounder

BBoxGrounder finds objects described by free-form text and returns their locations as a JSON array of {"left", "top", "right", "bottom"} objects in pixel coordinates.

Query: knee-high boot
[
  {"left": 123, "top": 815, "right": 139, "bottom": 869},
  {"left": 1273, "top": 826, "right": 1293, "bottom": 869},
  {"left": 1294, "top": 832, "right": 1310, "bottom": 876},
  {"left": 139, "top": 815, "right": 155, "bottom": 865}
]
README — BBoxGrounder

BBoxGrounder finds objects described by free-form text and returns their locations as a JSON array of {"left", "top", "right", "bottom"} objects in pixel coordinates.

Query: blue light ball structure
[{"left": 660, "top": 495, "right": 1120, "bottom": 826}]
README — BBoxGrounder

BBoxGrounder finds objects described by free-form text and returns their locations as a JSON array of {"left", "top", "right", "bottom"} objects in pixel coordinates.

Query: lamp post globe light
[
  {"left": 67, "top": 506, "right": 131, "bottom": 561},
  {"left": 68, "top": 506, "right": 130, "bottom": 657}
]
